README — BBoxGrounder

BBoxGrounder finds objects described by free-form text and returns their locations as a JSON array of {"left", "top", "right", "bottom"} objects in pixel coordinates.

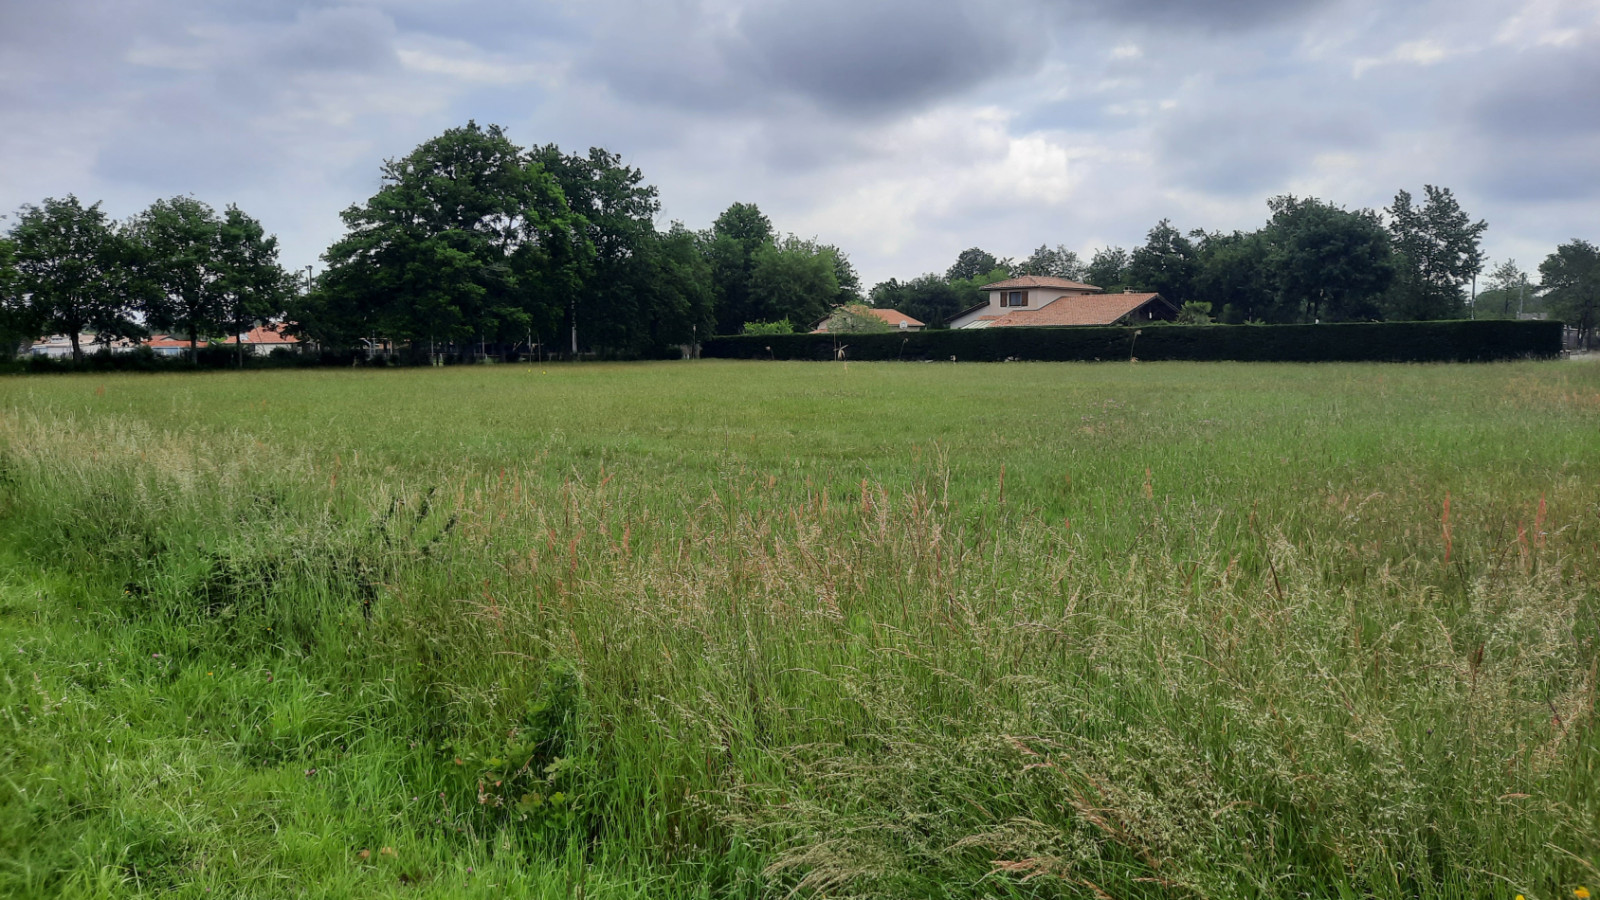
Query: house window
[{"left": 1001, "top": 290, "right": 1028, "bottom": 307}]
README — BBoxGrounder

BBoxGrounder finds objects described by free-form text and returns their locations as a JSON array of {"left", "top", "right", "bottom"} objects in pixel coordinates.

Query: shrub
[
  {"left": 743, "top": 319, "right": 795, "bottom": 336},
  {"left": 702, "top": 319, "right": 1562, "bottom": 363}
]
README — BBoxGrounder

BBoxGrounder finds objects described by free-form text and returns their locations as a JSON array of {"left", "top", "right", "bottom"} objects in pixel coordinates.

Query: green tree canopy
[
  {"left": 1191, "top": 230, "right": 1277, "bottom": 323},
  {"left": 946, "top": 247, "right": 1004, "bottom": 282},
  {"left": 1015, "top": 244, "right": 1085, "bottom": 280},
  {"left": 132, "top": 196, "right": 234, "bottom": 356},
  {"left": 1085, "top": 246, "right": 1130, "bottom": 291},
  {"left": 1262, "top": 195, "right": 1394, "bottom": 323},
  {"left": 1478, "top": 259, "right": 1533, "bottom": 319},
  {"left": 1125, "top": 220, "right": 1199, "bottom": 305},
  {"left": 749, "top": 235, "right": 840, "bottom": 327},
  {"left": 0, "top": 236, "right": 27, "bottom": 358},
  {"left": 1540, "top": 238, "right": 1600, "bottom": 345},
  {"left": 531, "top": 145, "right": 676, "bottom": 355},
  {"left": 707, "top": 202, "right": 775, "bottom": 334},
  {"left": 823, "top": 244, "right": 862, "bottom": 308},
  {"left": 216, "top": 205, "right": 292, "bottom": 361},
  {"left": 316, "top": 121, "right": 592, "bottom": 352},
  {"left": 6, "top": 195, "right": 142, "bottom": 362},
  {"left": 1384, "top": 185, "right": 1487, "bottom": 320},
  {"left": 870, "top": 274, "right": 967, "bottom": 328}
]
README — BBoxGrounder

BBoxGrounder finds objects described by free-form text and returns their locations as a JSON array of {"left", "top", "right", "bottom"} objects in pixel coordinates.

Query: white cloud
[{"left": 1353, "top": 38, "right": 1452, "bottom": 77}]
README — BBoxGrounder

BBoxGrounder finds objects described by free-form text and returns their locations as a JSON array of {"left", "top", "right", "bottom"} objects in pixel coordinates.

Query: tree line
[
  {"left": 874, "top": 191, "right": 1598, "bottom": 346},
  {"left": 0, "top": 196, "right": 289, "bottom": 363},
  {"left": 3, "top": 121, "right": 1598, "bottom": 362}
]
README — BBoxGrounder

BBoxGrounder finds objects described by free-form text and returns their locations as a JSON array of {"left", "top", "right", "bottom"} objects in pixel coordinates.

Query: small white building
[{"left": 29, "top": 334, "right": 138, "bottom": 357}]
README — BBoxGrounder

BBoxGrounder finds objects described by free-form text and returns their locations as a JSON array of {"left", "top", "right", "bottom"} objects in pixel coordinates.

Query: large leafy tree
[
  {"left": 132, "top": 196, "right": 235, "bottom": 358},
  {"left": 1262, "top": 195, "right": 1394, "bottom": 322},
  {"left": 945, "top": 247, "right": 1003, "bottom": 282},
  {"left": 6, "top": 196, "right": 142, "bottom": 362},
  {"left": 1480, "top": 259, "right": 1533, "bottom": 319},
  {"left": 1191, "top": 230, "right": 1279, "bottom": 323},
  {"left": 870, "top": 274, "right": 967, "bottom": 328},
  {"left": 749, "top": 235, "right": 839, "bottom": 328},
  {"left": 1125, "top": 220, "right": 1199, "bottom": 305},
  {"left": 1540, "top": 239, "right": 1600, "bottom": 347},
  {"left": 823, "top": 243, "right": 863, "bottom": 308},
  {"left": 216, "top": 205, "right": 291, "bottom": 363},
  {"left": 531, "top": 145, "right": 664, "bottom": 355},
  {"left": 706, "top": 202, "right": 774, "bottom": 334},
  {"left": 1084, "top": 246, "right": 1130, "bottom": 291},
  {"left": 0, "top": 236, "right": 26, "bottom": 357},
  {"left": 647, "top": 223, "right": 716, "bottom": 349},
  {"left": 318, "top": 122, "right": 592, "bottom": 354},
  {"left": 1384, "top": 185, "right": 1486, "bottom": 320},
  {"left": 1016, "top": 244, "right": 1085, "bottom": 280}
]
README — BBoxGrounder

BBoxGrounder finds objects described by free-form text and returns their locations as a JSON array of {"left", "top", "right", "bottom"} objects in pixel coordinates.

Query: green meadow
[{"left": 1, "top": 359, "right": 1597, "bottom": 899}]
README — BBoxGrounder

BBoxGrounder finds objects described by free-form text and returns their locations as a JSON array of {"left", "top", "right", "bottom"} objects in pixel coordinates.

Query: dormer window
[{"left": 1000, "top": 290, "right": 1028, "bottom": 307}]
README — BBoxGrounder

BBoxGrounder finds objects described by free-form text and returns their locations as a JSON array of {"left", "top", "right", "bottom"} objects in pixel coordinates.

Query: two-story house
[{"left": 947, "top": 275, "right": 1177, "bottom": 329}]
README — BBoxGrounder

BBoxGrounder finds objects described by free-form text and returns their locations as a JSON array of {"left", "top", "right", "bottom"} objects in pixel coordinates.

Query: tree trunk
[
  {"left": 69, "top": 330, "right": 82, "bottom": 364},
  {"left": 189, "top": 326, "right": 198, "bottom": 363}
]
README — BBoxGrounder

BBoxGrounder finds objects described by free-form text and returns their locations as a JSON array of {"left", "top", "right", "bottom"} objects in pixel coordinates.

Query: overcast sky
[{"left": 2, "top": 0, "right": 1596, "bottom": 288}]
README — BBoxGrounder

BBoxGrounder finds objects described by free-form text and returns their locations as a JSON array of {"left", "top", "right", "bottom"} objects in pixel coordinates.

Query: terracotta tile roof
[
  {"left": 979, "top": 275, "right": 1103, "bottom": 292},
  {"left": 145, "top": 335, "right": 194, "bottom": 349},
  {"left": 222, "top": 325, "right": 300, "bottom": 345},
  {"left": 813, "top": 305, "right": 925, "bottom": 332},
  {"left": 861, "top": 307, "right": 924, "bottom": 328},
  {"left": 991, "top": 293, "right": 1170, "bottom": 327}
]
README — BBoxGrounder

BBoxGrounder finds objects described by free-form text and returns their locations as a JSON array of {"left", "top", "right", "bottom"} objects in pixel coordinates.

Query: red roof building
[
  {"left": 812, "top": 305, "right": 926, "bottom": 333},
  {"left": 222, "top": 325, "right": 302, "bottom": 354},
  {"left": 948, "top": 277, "right": 1176, "bottom": 329}
]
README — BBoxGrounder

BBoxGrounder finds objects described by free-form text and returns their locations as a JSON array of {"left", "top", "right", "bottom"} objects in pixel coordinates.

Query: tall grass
[{"left": 1, "top": 360, "right": 1597, "bottom": 898}]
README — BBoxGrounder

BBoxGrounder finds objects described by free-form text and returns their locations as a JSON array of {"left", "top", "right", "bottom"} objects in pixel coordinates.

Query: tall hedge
[{"left": 701, "top": 320, "right": 1563, "bottom": 363}]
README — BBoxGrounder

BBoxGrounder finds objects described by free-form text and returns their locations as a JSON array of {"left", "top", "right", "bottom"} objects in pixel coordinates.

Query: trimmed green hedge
[{"left": 702, "top": 320, "right": 1564, "bottom": 363}]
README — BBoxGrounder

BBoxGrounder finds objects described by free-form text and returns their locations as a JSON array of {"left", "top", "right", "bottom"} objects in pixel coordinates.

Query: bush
[
  {"left": 743, "top": 319, "right": 795, "bottom": 336},
  {"left": 702, "top": 320, "right": 1563, "bottom": 363}
]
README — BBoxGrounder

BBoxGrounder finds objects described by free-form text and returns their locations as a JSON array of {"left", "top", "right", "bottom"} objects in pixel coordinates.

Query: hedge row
[{"left": 702, "top": 320, "right": 1564, "bottom": 363}]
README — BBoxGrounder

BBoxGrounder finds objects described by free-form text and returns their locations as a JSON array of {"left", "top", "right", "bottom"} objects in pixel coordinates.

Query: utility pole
[{"left": 569, "top": 297, "right": 577, "bottom": 359}]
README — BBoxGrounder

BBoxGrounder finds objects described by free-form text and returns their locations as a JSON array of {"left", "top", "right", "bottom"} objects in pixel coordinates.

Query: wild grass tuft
[{"left": 1, "top": 359, "right": 1597, "bottom": 898}]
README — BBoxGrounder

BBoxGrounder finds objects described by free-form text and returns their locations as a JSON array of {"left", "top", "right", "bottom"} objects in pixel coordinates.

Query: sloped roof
[
  {"left": 860, "top": 307, "right": 924, "bottom": 327},
  {"left": 990, "top": 293, "right": 1171, "bottom": 327},
  {"left": 222, "top": 325, "right": 300, "bottom": 345},
  {"left": 979, "top": 275, "right": 1103, "bottom": 292},
  {"left": 813, "top": 305, "right": 925, "bottom": 332}
]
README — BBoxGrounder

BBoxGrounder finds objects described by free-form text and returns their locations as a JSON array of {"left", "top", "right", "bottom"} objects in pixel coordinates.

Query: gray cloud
[
  {"left": 1055, "top": 0, "right": 1340, "bottom": 31},
  {"left": 732, "top": 0, "right": 1042, "bottom": 114},
  {"left": 1473, "top": 44, "right": 1600, "bottom": 139},
  {"left": 2, "top": 0, "right": 1598, "bottom": 290}
]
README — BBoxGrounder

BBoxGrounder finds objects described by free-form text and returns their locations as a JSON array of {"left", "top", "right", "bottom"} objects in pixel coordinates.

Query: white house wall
[{"left": 951, "top": 289, "right": 1091, "bottom": 328}]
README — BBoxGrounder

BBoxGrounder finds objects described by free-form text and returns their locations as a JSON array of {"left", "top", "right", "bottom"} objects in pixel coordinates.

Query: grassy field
[{"left": 0, "top": 359, "right": 1597, "bottom": 899}]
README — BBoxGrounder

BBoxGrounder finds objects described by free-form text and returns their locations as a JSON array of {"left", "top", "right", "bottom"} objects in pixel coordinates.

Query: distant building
[
  {"left": 222, "top": 324, "right": 302, "bottom": 355},
  {"left": 812, "top": 305, "right": 926, "bottom": 333},
  {"left": 948, "top": 275, "right": 1177, "bottom": 329},
  {"left": 28, "top": 335, "right": 83, "bottom": 358},
  {"left": 144, "top": 335, "right": 193, "bottom": 357},
  {"left": 28, "top": 334, "right": 138, "bottom": 357}
]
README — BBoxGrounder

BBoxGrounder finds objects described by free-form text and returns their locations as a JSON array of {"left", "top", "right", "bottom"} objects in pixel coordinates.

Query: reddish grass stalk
[{"left": 1442, "top": 492, "right": 1452, "bottom": 564}]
